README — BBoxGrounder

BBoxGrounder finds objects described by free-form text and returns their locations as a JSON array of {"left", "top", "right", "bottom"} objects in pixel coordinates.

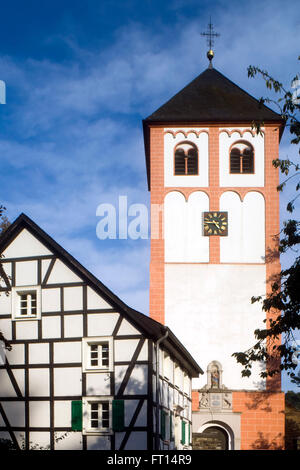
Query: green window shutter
[
  {"left": 112, "top": 400, "right": 124, "bottom": 432},
  {"left": 189, "top": 423, "right": 191, "bottom": 445},
  {"left": 181, "top": 420, "right": 186, "bottom": 445},
  {"left": 170, "top": 414, "right": 173, "bottom": 440},
  {"left": 160, "top": 410, "right": 166, "bottom": 440},
  {"left": 71, "top": 401, "right": 82, "bottom": 431}
]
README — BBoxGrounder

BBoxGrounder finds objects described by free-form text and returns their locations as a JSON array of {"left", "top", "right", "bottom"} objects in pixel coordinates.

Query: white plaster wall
[
  {"left": 115, "top": 365, "right": 127, "bottom": 395},
  {"left": 54, "top": 341, "right": 81, "bottom": 363},
  {"left": 55, "top": 432, "right": 82, "bottom": 450},
  {"left": 137, "top": 340, "right": 148, "bottom": 361},
  {"left": 3, "top": 229, "right": 52, "bottom": 258},
  {"left": 0, "top": 370, "right": 24, "bottom": 397},
  {"left": 114, "top": 339, "right": 139, "bottom": 362},
  {"left": 54, "top": 401, "right": 71, "bottom": 427},
  {"left": 0, "top": 263, "right": 11, "bottom": 288},
  {"left": 5, "top": 344, "right": 24, "bottom": 365},
  {"left": 64, "top": 314, "right": 83, "bottom": 338},
  {"left": 0, "top": 319, "right": 11, "bottom": 340},
  {"left": 29, "top": 369, "right": 49, "bottom": 396},
  {"left": 16, "top": 321, "right": 38, "bottom": 340},
  {"left": 29, "top": 432, "right": 50, "bottom": 449},
  {"left": 124, "top": 365, "right": 148, "bottom": 395},
  {"left": 164, "top": 191, "right": 209, "bottom": 262},
  {"left": 41, "top": 259, "right": 52, "bottom": 282},
  {"left": 87, "top": 435, "right": 111, "bottom": 450},
  {"left": 220, "top": 191, "right": 265, "bottom": 263},
  {"left": 0, "top": 291, "right": 11, "bottom": 315},
  {"left": 63, "top": 286, "right": 83, "bottom": 311},
  {"left": 42, "top": 316, "right": 61, "bottom": 339},
  {"left": 87, "top": 286, "right": 112, "bottom": 309},
  {"left": 124, "top": 432, "right": 147, "bottom": 450},
  {"left": 54, "top": 367, "right": 82, "bottom": 396},
  {"left": 29, "top": 343, "right": 49, "bottom": 364},
  {"left": 164, "top": 129, "right": 209, "bottom": 187},
  {"left": 117, "top": 318, "right": 140, "bottom": 336},
  {"left": 15, "top": 261, "right": 37, "bottom": 286},
  {"left": 42, "top": 288, "right": 60, "bottom": 312},
  {"left": 29, "top": 401, "right": 50, "bottom": 427},
  {"left": 86, "top": 373, "right": 111, "bottom": 395},
  {"left": 125, "top": 400, "right": 147, "bottom": 427},
  {"left": 47, "top": 259, "right": 81, "bottom": 284},
  {"left": 165, "top": 264, "right": 266, "bottom": 390},
  {"left": 219, "top": 129, "right": 264, "bottom": 187},
  {"left": 87, "top": 313, "right": 119, "bottom": 336},
  {"left": 2, "top": 402, "right": 25, "bottom": 426}
]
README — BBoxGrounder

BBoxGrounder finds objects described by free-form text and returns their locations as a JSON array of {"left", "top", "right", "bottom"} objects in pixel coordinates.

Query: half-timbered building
[{"left": 0, "top": 213, "right": 202, "bottom": 450}]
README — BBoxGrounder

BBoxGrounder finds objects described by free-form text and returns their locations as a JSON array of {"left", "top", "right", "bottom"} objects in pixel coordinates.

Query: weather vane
[{"left": 201, "top": 18, "right": 220, "bottom": 68}]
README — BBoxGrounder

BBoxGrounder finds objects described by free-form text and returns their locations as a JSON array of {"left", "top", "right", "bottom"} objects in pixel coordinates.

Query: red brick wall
[{"left": 233, "top": 391, "right": 285, "bottom": 450}]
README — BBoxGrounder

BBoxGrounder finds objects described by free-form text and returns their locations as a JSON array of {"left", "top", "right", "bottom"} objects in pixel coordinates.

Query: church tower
[{"left": 143, "top": 51, "right": 285, "bottom": 449}]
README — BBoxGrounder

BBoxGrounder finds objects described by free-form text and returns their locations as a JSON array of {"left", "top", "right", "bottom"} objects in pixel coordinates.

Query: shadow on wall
[{"left": 250, "top": 432, "right": 284, "bottom": 450}]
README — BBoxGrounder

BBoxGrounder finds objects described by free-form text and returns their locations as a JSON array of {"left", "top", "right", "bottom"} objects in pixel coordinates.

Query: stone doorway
[{"left": 192, "top": 426, "right": 229, "bottom": 450}]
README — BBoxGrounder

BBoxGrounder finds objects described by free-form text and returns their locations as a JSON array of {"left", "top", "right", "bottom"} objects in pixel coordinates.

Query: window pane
[
  {"left": 242, "top": 148, "right": 254, "bottom": 173},
  {"left": 187, "top": 148, "right": 198, "bottom": 175},
  {"left": 230, "top": 148, "right": 241, "bottom": 173},
  {"left": 175, "top": 149, "right": 186, "bottom": 175}
]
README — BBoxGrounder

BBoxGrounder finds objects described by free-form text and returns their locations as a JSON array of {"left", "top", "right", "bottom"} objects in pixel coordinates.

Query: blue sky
[{"left": 0, "top": 0, "right": 299, "bottom": 390}]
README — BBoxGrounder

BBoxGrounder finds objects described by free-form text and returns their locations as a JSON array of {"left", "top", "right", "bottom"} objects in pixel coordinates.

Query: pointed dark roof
[
  {"left": 143, "top": 67, "right": 284, "bottom": 189},
  {"left": 0, "top": 213, "right": 202, "bottom": 377},
  {"left": 144, "top": 67, "right": 282, "bottom": 123}
]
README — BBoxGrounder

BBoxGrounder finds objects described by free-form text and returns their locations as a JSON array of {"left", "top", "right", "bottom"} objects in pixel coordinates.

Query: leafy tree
[{"left": 233, "top": 58, "right": 300, "bottom": 386}]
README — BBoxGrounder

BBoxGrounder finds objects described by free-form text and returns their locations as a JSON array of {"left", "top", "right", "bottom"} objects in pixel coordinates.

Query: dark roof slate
[{"left": 144, "top": 67, "right": 282, "bottom": 123}]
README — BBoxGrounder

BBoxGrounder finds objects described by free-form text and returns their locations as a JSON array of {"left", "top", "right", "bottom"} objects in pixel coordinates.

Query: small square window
[
  {"left": 82, "top": 337, "right": 113, "bottom": 372},
  {"left": 12, "top": 286, "right": 41, "bottom": 320},
  {"left": 82, "top": 397, "right": 113, "bottom": 435}
]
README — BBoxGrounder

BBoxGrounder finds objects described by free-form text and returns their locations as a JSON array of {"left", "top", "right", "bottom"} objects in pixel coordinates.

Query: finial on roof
[{"left": 201, "top": 18, "right": 220, "bottom": 68}]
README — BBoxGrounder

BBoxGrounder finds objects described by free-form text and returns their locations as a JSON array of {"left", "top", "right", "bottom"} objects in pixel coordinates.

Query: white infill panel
[
  {"left": 64, "top": 286, "right": 83, "bottom": 311},
  {"left": 42, "top": 288, "right": 61, "bottom": 312},
  {"left": 29, "top": 401, "right": 50, "bottom": 427},
  {"left": 114, "top": 339, "right": 140, "bottom": 362},
  {"left": 0, "top": 370, "right": 20, "bottom": 397},
  {"left": 3, "top": 229, "right": 52, "bottom": 259},
  {"left": 16, "top": 321, "right": 38, "bottom": 340},
  {"left": 117, "top": 318, "right": 140, "bottom": 336},
  {"left": 114, "top": 365, "right": 127, "bottom": 395},
  {"left": 5, "top": 343, "right": 24, "bottom": 365},
  {"left": 47, "top": 259, "right": 82, "bottom": 284},
  {"left": 41, "top": 259, "right": 52, "bottom": 283},
  {"left": 0, "top": 263, "right": 11, "bottom": 288},
  {"left": 0, "top": 293, "right": 11, "bottom": 316},
  {"left": 87, "top": 313, "right": 119, "bottom": 336},
  {"left": 54, "top": 368, "right": 82, "bottom": 396},
  {"left": 42, "top": 316, "right": 61, "bottom": 339},
  {"left": 124, "top": 365, "right": 147, "bottom": 395},
  {"left": 15, "top": 261, "right": 37, "bottom": 286},
  {"left": 87, "top": 435, "right": 111, "bottom": 450},
  {"left": 2, "top": 402, "right": 25, "bottom": 426},
  {"left": 87, "top": 287, "right": 112, "bottom": 309},
  {"left": 54, "top": 401, "right": 71, "bottom": 427},
  {"left": 64, "top": 315, "right": 83, "bottom": 338},
  {"left": 29, "top": 343, "right": 49, "bottom": 364},
  {"left": 54, "top": 342, "right": 81, "bottom": 363},
  {"left": 123, "top": 432, "right": 147, "bottom": 450},
  {"left": 0, "top": 319, "right": 11, "bottom": 339},
  {"left": 86, "top": 373, "right": 111, "bottom": 395},
  {"left": 55, "top": 432, "right": 82, "bottom": 450},
  {"left": 29, "top": 369, "right": 49, "bottom": 396},
  {"left": 29, "top": 432, "right": 50, "bottom": 450}
]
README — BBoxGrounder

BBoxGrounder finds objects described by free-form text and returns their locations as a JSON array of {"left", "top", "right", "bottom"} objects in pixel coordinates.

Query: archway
[{"left": 193, "top": 423, "right": 233, "bottom": 450}]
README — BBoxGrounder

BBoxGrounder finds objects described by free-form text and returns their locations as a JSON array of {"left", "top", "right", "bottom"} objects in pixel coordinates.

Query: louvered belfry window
[
  {"left": 230, "top": 142, "right": 254, "bottom": 174},
  {"left": 174, "top": 143, "right": 198, "bottom": 175}
]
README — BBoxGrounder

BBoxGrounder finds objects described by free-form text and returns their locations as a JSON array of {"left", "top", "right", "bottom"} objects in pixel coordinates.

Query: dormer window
[
  {"left": 174, "top": 142, "right": 198, "bottom": 175},
  {"left": 230, "top": 141, "right": 254, "bottom": 174}
]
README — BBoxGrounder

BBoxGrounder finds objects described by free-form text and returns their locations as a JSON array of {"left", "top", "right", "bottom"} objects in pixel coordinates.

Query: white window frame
[
  {"left": 82, "top": 337, "right": 113, "bottom": 372},
  {"left": 82, "top": 396, "right": 113, "bottom": 435},
  {"left": 12, "top": 286, "right": 41, "bottom": 320}
]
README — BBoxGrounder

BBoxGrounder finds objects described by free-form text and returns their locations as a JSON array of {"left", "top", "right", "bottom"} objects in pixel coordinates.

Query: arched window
[
  {"left": 230, "top": 141, "right": 254, "bottom": 174},
  {"left": 174, "top": 142, "right": 198, "bottom": 175}
]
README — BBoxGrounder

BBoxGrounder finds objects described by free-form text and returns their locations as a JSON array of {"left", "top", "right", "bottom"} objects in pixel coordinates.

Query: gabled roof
[
  {"left": 144, "top": 67, "right": 283, "bottom": 123},
  {"left": 143, "top": 67, "right": 285, "bottom": 189},
  {"left": 0, "top": 214, "right": 202, "bottom": 377}
]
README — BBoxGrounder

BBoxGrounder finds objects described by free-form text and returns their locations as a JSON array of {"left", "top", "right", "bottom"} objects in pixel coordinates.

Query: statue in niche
[
  {"left": 211, "top": 365, "right": 220, "bottom": 389},
  {"left": 199, "top": 392, "right": 209, "bottom": 408}
]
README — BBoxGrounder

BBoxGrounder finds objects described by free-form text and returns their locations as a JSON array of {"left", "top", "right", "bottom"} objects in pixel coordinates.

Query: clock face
[{"left": 203, "top": 212, "right": 228, "bottom": 236}]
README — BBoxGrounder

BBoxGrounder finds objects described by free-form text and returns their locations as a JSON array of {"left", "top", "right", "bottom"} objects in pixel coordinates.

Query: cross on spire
[{"left": 201, "top": 18, "right": 220, "bottom": 68}]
